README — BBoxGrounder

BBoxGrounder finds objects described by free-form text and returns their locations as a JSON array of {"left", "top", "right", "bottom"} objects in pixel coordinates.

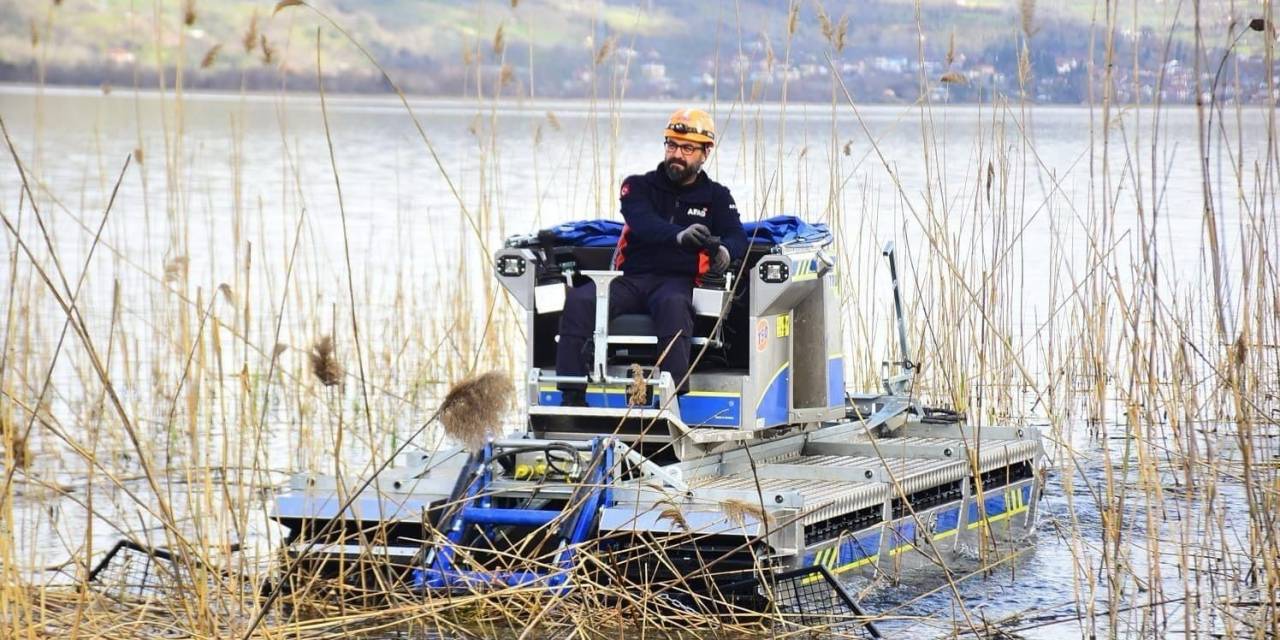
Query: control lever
[
  {"left": 700, "top": 235, "right": 731, "bottom": 287},
  {"left": 881, "top": 241, "right": 915, "bottom": 397}
]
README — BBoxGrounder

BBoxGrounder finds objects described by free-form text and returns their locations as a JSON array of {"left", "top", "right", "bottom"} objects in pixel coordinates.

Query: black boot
[{"left": 560, "top": 388, "right": 588, "bottom": 407}]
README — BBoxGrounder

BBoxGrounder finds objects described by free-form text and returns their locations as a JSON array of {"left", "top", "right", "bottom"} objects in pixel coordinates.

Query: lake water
[{"left": 0, "top": 85, "right": 1275, "bottom": 638}]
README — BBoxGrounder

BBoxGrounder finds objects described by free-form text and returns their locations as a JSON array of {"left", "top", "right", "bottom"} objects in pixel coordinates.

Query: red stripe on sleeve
[{"left": 613, "top": 225, "right": 631, "bottom": 269}]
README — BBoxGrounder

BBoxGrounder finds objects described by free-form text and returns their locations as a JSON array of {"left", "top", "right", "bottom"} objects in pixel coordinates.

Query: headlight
[
  {"left": 496, "top": 255, "right": 526, "bottom": 277},
  {"left": 759, "top": 261, "right": 789, "bottom": 283}
]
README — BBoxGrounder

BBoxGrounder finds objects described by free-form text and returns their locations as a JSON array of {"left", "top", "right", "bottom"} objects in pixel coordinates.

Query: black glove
[
  {"left": 710, "top": 245, "right": 731, "bottom": 274},
  {"left": 676, "top": 223, "right": 711, "bottom": 249}
]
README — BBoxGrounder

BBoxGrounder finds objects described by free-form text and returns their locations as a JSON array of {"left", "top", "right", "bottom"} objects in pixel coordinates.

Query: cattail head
[
  {"left": 1020, "top": 0, "right": 1038, "bottom": 38},
  {"left": 593, "top": 37, "right": 615, "bottom": 66},
  {"left": 492, "top": 25, "right": 505, "bottom": 55},
  {"left": 200, "top": 44, "right": 221, "bottom": 69},
  {"left": 985, "top": 160, "right": 995, "bottom": 201},
  {"left": 183, "top": 0, "right": 197, "bottom": 27},
  {"left": 438, "top": 371, "right": 514, "bottom": 450},
  {"left": 243, "top": 10, "right": 259, "bottom": 52},
  {"left": 273, "top": 0, "right": 304, "bottom": 16},
  {"left": 309, "top": 335, "right": 343, "bottom": 387},
  {"left": 260, "top": 35, "right": 275, "bottom": 65}
]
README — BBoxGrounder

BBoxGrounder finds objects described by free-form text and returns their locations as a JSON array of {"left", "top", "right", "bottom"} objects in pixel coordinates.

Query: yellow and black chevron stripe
[
  {"left": 817, "top": 545, "right": 838, "bottom": 569},
  {"left": 802, "top": 541, "right": 881, "bottom": 583}
]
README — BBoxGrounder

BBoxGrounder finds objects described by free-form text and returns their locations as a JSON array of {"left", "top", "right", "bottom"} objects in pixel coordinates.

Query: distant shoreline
[{"left": 3, "top": 81, "right": 1206, "bottom": 113}]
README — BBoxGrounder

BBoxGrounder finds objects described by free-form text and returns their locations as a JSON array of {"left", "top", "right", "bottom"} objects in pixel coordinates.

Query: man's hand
[
  {"left": 676, "top": 223, "right": 711, "bottom": 249},
  {"left": 711, "top": 245, "right": 731, "bottom": 274}
]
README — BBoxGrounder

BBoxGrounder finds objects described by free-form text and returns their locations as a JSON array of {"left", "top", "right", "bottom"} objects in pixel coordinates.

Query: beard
[{"left": 664, "top": 159, "right": 699, "bottom": 184}]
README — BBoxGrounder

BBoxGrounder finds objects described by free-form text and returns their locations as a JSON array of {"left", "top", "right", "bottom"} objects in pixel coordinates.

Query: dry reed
[
  {"left": 308, "top": 335, "right": 343, "bottom": 387},
  {"left": 626, "top": 363, "right": 647, "bottom": 407},
  {"left": 438, "top": 370, "right": 514, "bottom": 450},
  {"left": 718, "top": 498, "right": 774, "bottom": 528}
]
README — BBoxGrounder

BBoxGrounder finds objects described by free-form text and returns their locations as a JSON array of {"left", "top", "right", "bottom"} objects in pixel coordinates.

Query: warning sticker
[{"left": 776, "top": 314, "right": 791, "bottom": 338}]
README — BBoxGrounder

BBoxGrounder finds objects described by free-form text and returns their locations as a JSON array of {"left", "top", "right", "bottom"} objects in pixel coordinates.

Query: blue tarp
[{"left": 543, "top": 215, "right": 829, "bottom": 248}]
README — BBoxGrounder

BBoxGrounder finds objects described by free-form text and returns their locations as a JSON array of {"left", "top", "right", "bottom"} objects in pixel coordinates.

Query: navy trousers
[{"left": 556, "top": 274, "right": 694, "bottom": 393}]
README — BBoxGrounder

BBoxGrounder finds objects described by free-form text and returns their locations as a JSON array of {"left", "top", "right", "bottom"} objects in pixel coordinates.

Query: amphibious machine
[{"left": 270, "top": 216, "right": 1046, "bottom": 604}]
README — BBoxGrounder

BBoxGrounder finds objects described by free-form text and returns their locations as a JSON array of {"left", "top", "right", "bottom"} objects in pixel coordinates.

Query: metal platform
[{"left": 686, "top": 435, "right": 1041, "bottom": 527}]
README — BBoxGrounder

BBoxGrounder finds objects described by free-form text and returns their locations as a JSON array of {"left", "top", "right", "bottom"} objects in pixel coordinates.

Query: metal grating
[
  {"left": 86, "top": 539, "right": 243, "bottom": 602},
  {"left": 87, "top": 540, "right": 194, "bottom": 600},
  {"left": 689, "top": 475, "right": 887, "bottom": 525},
  {"left": 723, "top": 565, "right": 882, "bottom": 637}
]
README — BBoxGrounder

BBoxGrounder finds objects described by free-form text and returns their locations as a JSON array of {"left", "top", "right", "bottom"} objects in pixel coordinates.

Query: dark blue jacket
[{"left": 613, "top": 162, "right": 747, "bottom": 279}]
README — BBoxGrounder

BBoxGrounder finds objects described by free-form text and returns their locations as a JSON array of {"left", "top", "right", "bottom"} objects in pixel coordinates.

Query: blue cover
[{"left": 543, "top": 215, "right": 829, "bottom": 248}]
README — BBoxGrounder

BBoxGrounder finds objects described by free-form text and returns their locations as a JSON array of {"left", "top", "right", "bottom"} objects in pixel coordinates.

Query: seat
[
  {"left": 607, "top": 314, "right": 658, "bottom": 344},
  {"left": 607, "top": 313, "right": 721, "bottom": 349},
  {"left": 562, "top": 270, "right": 731, "bottom": 383}
]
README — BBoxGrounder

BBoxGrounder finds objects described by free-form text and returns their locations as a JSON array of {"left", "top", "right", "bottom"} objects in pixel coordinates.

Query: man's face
[{"left": 663, "top": 138, "right": 707, "bottom": 183}]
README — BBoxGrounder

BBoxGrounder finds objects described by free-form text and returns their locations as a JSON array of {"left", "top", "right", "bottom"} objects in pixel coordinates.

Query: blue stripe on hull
[
  {"left": 803, "top": 532, "right": 881, "bottom": 573},
  {"left": 801, "top": 482, "right": 1035, "bottom": 572},
  {"left": 967, "top": 483, "right": 1031, "bottom": 529}
]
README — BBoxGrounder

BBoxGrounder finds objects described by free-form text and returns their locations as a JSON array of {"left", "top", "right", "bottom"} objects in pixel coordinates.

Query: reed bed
[{"left": 1, "top": 0, "right": 1277, "bottom": 638}]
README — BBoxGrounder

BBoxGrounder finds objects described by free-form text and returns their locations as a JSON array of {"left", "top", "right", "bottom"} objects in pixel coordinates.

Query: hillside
[{"left": 0, "top": 0, "right": 1249, "bottom": 103}]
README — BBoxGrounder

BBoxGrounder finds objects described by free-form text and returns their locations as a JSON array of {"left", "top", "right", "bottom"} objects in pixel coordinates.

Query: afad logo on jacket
[{"left": 686, "top": 206, "right": 708, "bottom": 218}]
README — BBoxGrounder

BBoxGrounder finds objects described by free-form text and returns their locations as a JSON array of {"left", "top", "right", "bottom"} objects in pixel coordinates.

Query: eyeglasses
[
  {"left": 667, "top": 121, "right": 715, "bottom": 141},
  {"left": 664, "top": 139, "right": 705, "bottom": 156}
]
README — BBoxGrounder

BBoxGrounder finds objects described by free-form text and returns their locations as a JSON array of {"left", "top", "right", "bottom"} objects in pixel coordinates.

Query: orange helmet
[{"left": 664, "top": 108, "right": 716, "bottom": 146}]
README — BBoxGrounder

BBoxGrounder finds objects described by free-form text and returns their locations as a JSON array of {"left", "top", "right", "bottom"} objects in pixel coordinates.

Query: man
[{"left": 556, "top": 108, "right": 747, "bottom": 407}]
